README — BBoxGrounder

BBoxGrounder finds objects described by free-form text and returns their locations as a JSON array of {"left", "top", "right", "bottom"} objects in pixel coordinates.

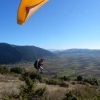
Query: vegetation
[
  {"left": 3, "top": 76, "right": 46, "bottom": 100},
  {"left": 77, "top": 75, "right": 83, "bottom": 81},
  {"left": 0, "top": 65, "right": 9, "bottom": 74},
  {"left": 10, "top": 67, "right": 24, "bottom": 74},
  {"left": 0, "top": 66, "right": 100, "bottom": 100}
]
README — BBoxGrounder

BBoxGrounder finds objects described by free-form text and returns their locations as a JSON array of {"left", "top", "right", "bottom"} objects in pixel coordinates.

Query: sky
[{"left": 0, "top": 0, "right": 100, "bottom": 50}]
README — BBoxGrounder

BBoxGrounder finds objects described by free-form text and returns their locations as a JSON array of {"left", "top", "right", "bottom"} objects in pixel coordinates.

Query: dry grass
[
  {"left": 72, "top": 84, "right": 100, "bottom": 98},
  {"left": 34, "top": 81, "right": 85, "bottom": 100},
  {"left": 35, "top": 83, "right": 67, "bottom": 100},
  {"left": 0, "top": 74, "right": 99, "bottom": 100},
  {"left": 34, "top": 81, "right": 100, "bottom": 100},
  {"left": 0, "top": 75, "right": 24, "bottom": 99}
]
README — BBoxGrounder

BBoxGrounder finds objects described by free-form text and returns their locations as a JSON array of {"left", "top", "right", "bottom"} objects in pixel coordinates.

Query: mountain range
[
  {"left": 0, "top": 43, "right": 56, "bottom": 64},
  {"left": 0, "top": 43, "right": 100, "bottom": 64},
  {"left": 56, "top": 48, "right": 100, "bottom": 54}
]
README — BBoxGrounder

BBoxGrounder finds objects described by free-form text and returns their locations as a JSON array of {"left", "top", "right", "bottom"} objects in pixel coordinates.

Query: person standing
[{"left": 34, "top": 59, "right": 43, "bottom": 74}]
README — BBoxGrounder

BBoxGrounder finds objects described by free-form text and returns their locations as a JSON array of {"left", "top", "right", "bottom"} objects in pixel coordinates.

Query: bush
[
  {"left": 10, "top": 67, "right": 23, "bottom": 74},
  {"left": 63, "top": 76, "right": 71, "bottom": 81},
  {"left": 3, "top": 76, "right": 46, "bottom": 100},
  {"left": 60, "top": 81, "right": 69, "bottom": 87},
  {"left": 0, "top": 65, "right": 9, "bottom": 74},
  {"left": 22, "top": 71, "right": 31, "bottom": 77},
  {"left": 77, "top": 75, "right": 83, "bottom": 81},
  {"left": 63, "top": 91, "right": 78, "bottom": 100},
  {"left": 19, "top": 77, "right": 46, "bottom": 100},
  {"left": 83, "top": 78, "right": 99, "bottom": 86},
  {"left": 35, "top": 88, "right": 46, "bottom": 97},
  {"left": 22, "top": 71, "right": 43, "bottom": 82},
  {"left": 28, "top": 72, "right": 37, "bottom": 79},
  {"left": 59, "top": 76, "right": 71, "bottom": 81},
  {"left": 46, "top": 79, "right": 59, "bottom": 85}
]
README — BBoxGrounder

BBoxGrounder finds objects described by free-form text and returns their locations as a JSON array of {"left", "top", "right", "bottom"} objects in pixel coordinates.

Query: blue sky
[{"left": 0, "top": 0, "right": 100, "bottom": 50}]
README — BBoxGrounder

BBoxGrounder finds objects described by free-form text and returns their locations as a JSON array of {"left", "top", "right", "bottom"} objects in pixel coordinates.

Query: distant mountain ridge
[
  {"left": 0, "top": 43, "right": 56, "bottom": 64},
  {"left": 55, "top": 49, "right": 100, "bottom": 54}
]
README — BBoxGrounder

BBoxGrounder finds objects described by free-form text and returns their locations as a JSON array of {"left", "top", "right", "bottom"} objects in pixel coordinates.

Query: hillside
[
  {"left": 0, "top": 43, "right": 56, "bottom": 64},
  {"left": 0, "top": 67, "right": 100, "bottom": 100}
]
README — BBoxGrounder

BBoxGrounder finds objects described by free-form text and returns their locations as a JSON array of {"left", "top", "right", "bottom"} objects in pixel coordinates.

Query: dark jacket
[{"left": 34, "top": 60, "right": 43, "bottom": 69}]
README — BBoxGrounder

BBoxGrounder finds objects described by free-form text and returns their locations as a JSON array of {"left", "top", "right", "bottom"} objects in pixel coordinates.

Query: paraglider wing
[{"left": 17, "top": 0, "right": 48, "bottom": 25}]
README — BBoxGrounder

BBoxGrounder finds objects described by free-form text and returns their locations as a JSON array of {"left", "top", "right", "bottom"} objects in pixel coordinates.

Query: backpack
[{"left": 34, "top": 61, "right": 38, "bottom": 69}]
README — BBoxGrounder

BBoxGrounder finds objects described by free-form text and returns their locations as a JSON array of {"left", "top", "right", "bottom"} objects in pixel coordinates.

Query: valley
[{"left": 3, "top": 51, "right": 100, "bottom": 79}]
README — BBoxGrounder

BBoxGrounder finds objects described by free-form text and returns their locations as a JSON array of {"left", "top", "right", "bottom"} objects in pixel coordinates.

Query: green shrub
[
  {"left": 10, "top": 67, "right": 23, "bottom": 74},
  {"left": 29, "top": 72, "right": 37, "bottom": 79},
  {"left": 0, "top": 65, "right": 9, "bottom": 74},
  {"left": 77, "top": 75, "right": 83, "bottom": 81},
  {"left": 64, "top": 76, "right": 71, "bottom": 81},
  {"left": 20, "top": 77, "right": 35, "bottom": 95},
  {"left": 22, "top": 71, "right": 44, "bottom": 82},
  {"left": 35, "top": 88, "right": 46, "bottom": 97},
  {"left": 46, "top": 79, "right": 59, "bottom": 85},
  {"left": 83, "top": 78, "right": 99, "bottom": 86},
  {"left": 59, "top": 76, "right": 71, "bottom": 81},
  {"left": 22, "top": 71, "right": 31, "bottom": 77},
  {"left": 19, "top": 77, "right": 46, "bottom": 100},
  {"left": 63, "top": 91, "right": 78, "bottom": 100}
]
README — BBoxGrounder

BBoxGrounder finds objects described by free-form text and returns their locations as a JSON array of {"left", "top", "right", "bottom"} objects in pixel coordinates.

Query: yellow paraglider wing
[{"left": 17, "top": 0, "right": 48, "bottom": 25}]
